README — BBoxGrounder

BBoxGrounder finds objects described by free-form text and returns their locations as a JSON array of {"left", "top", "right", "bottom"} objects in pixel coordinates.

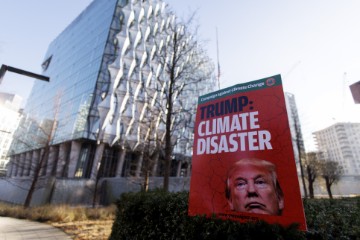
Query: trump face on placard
[{"left": 225, "top": 158, "right": 284, "bottom": 216}]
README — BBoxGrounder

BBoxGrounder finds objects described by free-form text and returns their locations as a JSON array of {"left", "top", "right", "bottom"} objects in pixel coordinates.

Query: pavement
[{"left": 0, "top": 217, "right": 72, "bottom": 239}]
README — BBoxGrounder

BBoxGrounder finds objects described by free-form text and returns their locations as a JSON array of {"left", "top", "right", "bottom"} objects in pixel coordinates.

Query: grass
[{"left": 0, "top": 203, "right": 116, "bottom": 240}]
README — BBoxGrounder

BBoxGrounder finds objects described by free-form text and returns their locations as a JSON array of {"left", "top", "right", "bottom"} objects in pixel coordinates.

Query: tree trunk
[
  {"left": 163, "top": 119, "right": 172, "bottom": 191},
  {"left": 24, "top": 167, "right": 40, "bottom": 208},
  {"left": 163, "top": 40, "right": 177, "bottom": 192},
  {"left": 308, "top": 180, "right": 314, "bottom": 199},
  {"left": 163, "top": 73, "right": 175, "bottom": 192},
  {"left": 306, "top": 165, "right": 315, "bottom": 198},
  {"left": 24, "top": 147, "right": 48, "bottom": 208},
  {"left": 144, "top": 170, "right": 149, "bottom": 192},
  {"left": 325, "top": 177, "right": 333, "bottom": 199}
]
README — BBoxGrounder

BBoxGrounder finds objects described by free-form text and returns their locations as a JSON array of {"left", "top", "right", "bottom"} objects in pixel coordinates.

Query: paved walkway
[{"left": 0, "top": 217, "right": 71, "bottom": 239}]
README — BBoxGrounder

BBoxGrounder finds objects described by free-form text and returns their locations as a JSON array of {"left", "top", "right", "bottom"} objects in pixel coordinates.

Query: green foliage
[
  {"left": 110, "top": 191, "right": 360, "bottom": 239},
  {"left": 304, "top": 197, "right": 360, "bottom": 240},
  {"left": 109, "top": 190, "right": 305, "bottom": 240}
]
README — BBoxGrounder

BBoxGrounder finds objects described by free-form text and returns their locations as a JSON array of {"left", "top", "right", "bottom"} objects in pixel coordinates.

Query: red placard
[{"left": 188, "top": 75, "right": 307, "bottom": 231}]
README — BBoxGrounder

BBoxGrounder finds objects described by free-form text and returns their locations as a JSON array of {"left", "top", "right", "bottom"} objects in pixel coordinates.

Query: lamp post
[{"left": 0, "top": 64, "right": 49, "bottom": 85}]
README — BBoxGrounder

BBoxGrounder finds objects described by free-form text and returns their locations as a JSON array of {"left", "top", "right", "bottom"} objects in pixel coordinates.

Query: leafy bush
[
  {"left": 304, "top": 197, "right": 360, "bottom": 240},
  {"left": 109, "top": 190, "right": 304, "bottom": 240}
]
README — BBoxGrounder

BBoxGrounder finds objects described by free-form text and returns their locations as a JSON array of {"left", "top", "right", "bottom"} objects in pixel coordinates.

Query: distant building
[
  {"left": 0, "top": 93, "right": 22, "bottom": 176},
  {"left": 285, "top": 92, "right": 305, "bottom": 176},
  {"left": 314, "top": 122, "right": 360, "bottom": 176},
  {"left": 5, "top": 0, "right": 215, "bottom": 205}
]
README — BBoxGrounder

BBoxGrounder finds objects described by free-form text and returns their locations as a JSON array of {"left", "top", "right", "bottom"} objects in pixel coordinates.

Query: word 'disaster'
[{"left": 196, "top": 111, "right": 272, "bottom": 154}]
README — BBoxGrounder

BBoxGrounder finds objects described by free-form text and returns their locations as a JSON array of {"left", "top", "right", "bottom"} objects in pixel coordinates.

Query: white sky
[{"left": 1, "top": 0, "right": 360, "bottom": 151}]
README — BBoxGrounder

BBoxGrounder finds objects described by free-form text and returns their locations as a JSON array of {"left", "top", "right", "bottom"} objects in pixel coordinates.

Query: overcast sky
[{"left": 1, "top": 0, "right": 360, "bottom": 151}]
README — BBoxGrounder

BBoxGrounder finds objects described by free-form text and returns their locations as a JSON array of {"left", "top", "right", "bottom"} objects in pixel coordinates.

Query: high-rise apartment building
[
  {"left": 7, "top": 0, "right": 214, "bottom": 186},
  {"left": 314, "top": 122, "right": 360, "bottom": 176}
]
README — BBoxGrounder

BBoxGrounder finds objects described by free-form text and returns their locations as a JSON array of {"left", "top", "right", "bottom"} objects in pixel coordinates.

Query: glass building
[
  {"left": 8, "top": 0, "right": 215, "bottom": 183},
  {"left": 0, "top": 93, "right": 22, "bottom": 176},
  {"left": 285, "top": 92, "right": 305, "bottom": 176}
]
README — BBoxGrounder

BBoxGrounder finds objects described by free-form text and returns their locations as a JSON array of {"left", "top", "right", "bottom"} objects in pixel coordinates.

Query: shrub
[
  {"left": 0, "top": 203, "right": 27, "bottom": 219},
  {"left": 109, "top": 190, "right": 305, "bottom": 240},
  {"left": 304, "top": 197, "right": 360, "bottom": 240}
]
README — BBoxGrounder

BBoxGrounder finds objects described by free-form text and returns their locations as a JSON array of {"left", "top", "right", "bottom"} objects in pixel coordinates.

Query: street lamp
[{"left": 0, "top": 64, "right": 49, "bottom": 85}]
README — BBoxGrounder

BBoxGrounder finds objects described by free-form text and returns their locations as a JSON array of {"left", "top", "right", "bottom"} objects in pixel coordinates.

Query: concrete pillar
[
  {"left": 18, "top": 153, "right": 25, "bottom": 177},
  {"left": 7, "top": 156, "right": 15, "bottom": 177},
  {"left": 187, "top": 161, "right": 191, "bottom": 177},
  {"left": 115, "top": 148, "right": 127, "bottom": 177},
  {"left": 24, "top": 152, "right": 32, "bottom": 176},
  {"left": 151, "top": 151, "right": 160, "bottom": 176},
  {"left": 46, "top": 146, "right": 58, "bottom": 176},
  {"left": 28, "top": 151, "right": 33, "bottom": 176},
  {"left": 12, "top": 157, "right": 19, "bottom": 177},
  {"left": 135, "top": 152, "right": 144, "bottom": 177},
  {"left": 13, "top": 155, "right": 19, "bottom": 177},
  {"left": 39, "top": 148, "right": 48, "bottom": 176},
  {"left": 16, "top": 154, "right": 22, "bottom": 177},
  {"left": 67, "top": 141, "right": 82, "bottom": 178},
  {"left": 30, "top": 150, "right": 40, "bottom": 177},
  {"left": 15, "top": 155, "right": 20, "bottom": 177},
  {"left": 57, "top": 143, "right": 69, "bottom": 177},
  {"left": 176, "top": 160, "right": 182, "bottom": 177},
  {"left": 90, "top": 143, "right": 105, "bottom": 180}
]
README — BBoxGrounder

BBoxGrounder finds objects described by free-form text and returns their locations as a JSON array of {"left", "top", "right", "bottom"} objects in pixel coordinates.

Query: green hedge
[
  {"left": 109, "top": 190, "right": 304, "bottom": 240},
  {"left": 304, "top": 197, "right": 360, "bottom": 239}
]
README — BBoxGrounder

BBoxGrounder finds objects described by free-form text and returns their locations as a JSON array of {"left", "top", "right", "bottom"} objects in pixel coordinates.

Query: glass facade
[
  {"left": 285, "top": 92, "right": 305, "bottom": 175},
  {"left": 8, "top": 0, "right": 215, "bottom": 181},
  {"left": 0, "top": 93, "right": 22, "bottom": 175},
  {"left": 25, "top": 0, "right": 119, "bottom": 145}
]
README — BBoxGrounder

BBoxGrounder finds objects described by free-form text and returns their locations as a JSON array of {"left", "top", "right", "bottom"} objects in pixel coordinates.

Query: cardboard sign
[{"left": 188, "top": 75, "right": 307, "bottom": 230}]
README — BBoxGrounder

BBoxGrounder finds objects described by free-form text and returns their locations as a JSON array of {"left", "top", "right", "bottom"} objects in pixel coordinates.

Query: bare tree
[
  {"left": 319, "top": 160, "right": 343, "bottom": 199},
  {"left": 153, "top": 12, "right": 214, "bottom": 191},
  {"left": 140, "top": 128, "right": 162, "bottom": 192},
  {"left": 9, "top": 92, "right": 63, "bottom": 207},
  {"left": 304, "top": 152, "right": 321, "bottom": 198},
  {"left": 23, "top": 120, "right": 56, "bottom": 207}
]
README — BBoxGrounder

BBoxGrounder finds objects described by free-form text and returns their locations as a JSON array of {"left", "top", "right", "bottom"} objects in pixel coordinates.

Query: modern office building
[
  {"left": 313, "top": 122, "right": 360, "bottom": 176},
  {"left": 5, "top": 0, "right": 214, "bottom": 204},
  {"left": 0, "top": 93, "right": 22, "bottom": 176}
]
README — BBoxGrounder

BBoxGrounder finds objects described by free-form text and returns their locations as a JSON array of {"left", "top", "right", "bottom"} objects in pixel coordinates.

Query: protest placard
[{"left": 188, "top": 75, "right": 307, "bottom": 230}]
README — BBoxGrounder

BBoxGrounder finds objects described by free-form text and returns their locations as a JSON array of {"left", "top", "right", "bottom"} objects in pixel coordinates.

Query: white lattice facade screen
[{"left": 96, "top": 0, "right": 210, "bottom": 156}]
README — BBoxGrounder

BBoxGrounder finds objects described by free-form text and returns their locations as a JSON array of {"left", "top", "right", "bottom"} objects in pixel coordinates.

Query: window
[
  {"left": 75, "top": 144, "right": 95, "bottom": 178},
  {"left": 41, "top": 55, "right": 52, "bottom": 71}
]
